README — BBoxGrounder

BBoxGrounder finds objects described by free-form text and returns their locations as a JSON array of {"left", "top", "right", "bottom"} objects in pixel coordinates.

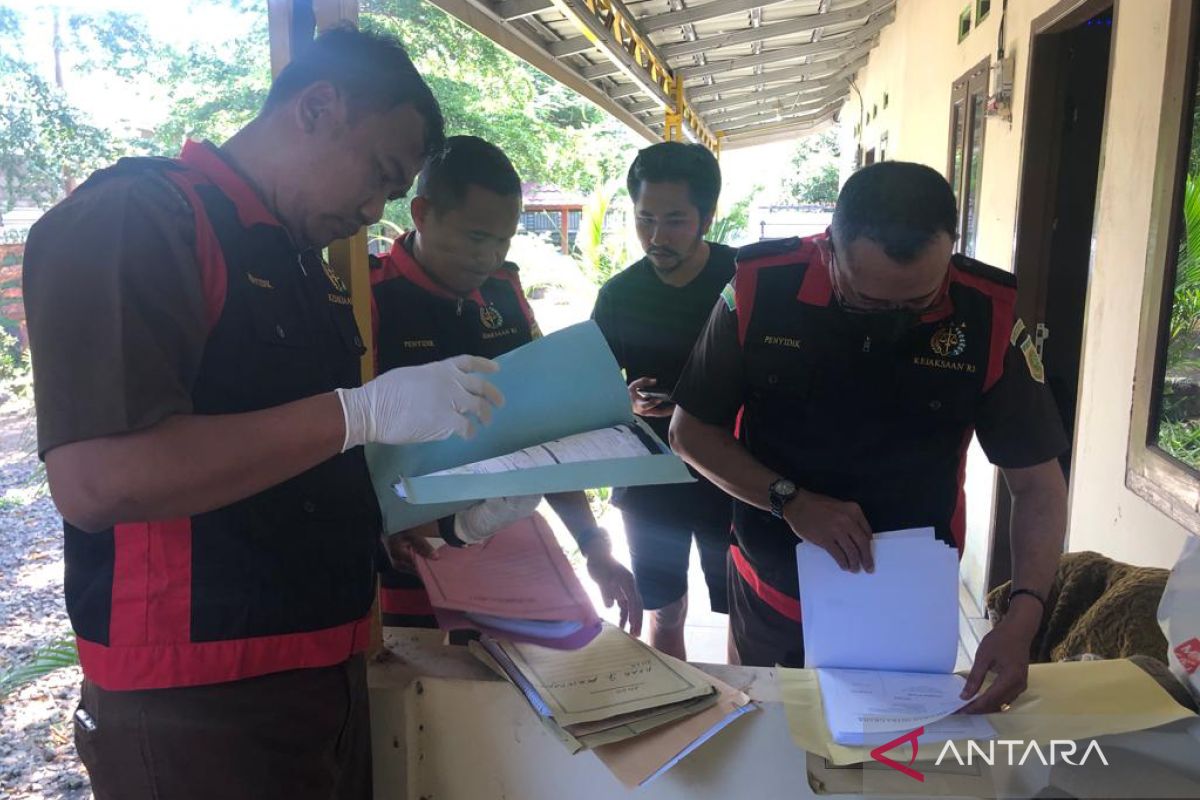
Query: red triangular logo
[{"left": 869, "top": 726, "right": 925, "bottom": 782}]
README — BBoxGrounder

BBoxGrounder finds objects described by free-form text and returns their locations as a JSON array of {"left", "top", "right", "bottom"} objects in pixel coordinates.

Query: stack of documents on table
[
  {"left": 365, "top": 322, "right": 695, "bottom": 533},
  {"left": 413, "top": 513, "right": 601, "bottom": 650},
  {"left": 796, "top": 527, "right": 996, "bottom": 746},
  {"left": 473, "top": 623, "right": 756, "bottom": 787},
  {"left": 412, "top": 513, "right": 600, "bottom": 652}
]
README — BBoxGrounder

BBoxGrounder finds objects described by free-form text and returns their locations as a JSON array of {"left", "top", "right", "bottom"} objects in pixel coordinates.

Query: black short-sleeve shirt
[{"left": 591, "top": 243, "right": 736, "bottom": 529}]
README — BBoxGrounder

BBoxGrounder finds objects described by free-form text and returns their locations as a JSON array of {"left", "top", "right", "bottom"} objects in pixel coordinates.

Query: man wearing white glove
[
  {"left": 23, "top": 29, "right": 489, "bottom": 800},
  {"left": 337, "top": 354, "right": 503, "bottom": 449},
  {"left": 372, "top": 136, "right": 643, "bottom": 635}
]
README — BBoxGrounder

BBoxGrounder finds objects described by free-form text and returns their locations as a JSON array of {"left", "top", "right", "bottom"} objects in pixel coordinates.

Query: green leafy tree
[
  {"left": 362, "top": 0, "right": 640, "bottom": 236},
  {"left": 710, "top": 188, "right": 758, "bottom": 245},
  {"left": 0, "top": 7, "right": 125, "bottom": 208},
  {"left": 152, "top": 6, "right": 270, "bottom": 153},
  {"left": 782, "top": 129, "right": 841, "bottom": 205},
  {"left": 573, "top": 182, "right": 628, "bottom": 286}
]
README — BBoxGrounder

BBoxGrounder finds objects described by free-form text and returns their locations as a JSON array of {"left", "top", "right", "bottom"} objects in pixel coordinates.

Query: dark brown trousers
[{"left": 74, "top": 655, "right": 371, "bottom": 800}]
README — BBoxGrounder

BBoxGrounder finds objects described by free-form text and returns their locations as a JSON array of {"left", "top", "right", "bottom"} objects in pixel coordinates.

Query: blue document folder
[{"left": 366, "top": 322, "right": 695, "bottom": 533}]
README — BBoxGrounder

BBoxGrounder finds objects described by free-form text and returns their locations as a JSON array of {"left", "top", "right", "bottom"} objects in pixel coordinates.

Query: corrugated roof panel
[{"left": 428, "top": 0, "right": 895, "bottom": 148}]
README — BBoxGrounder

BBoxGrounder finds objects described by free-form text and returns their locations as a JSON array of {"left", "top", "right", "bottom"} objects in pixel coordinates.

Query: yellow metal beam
[{"left": 547, "top": 0, "right": 720, "bottom": 152}]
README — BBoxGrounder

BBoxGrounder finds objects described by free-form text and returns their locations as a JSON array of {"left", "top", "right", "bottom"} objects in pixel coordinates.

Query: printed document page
[
  {"left": 397, "top": 425, "right": 654, "bottom": 497},
  {"left": 816, "top": 667, "right": 974, "bottom": 745}
]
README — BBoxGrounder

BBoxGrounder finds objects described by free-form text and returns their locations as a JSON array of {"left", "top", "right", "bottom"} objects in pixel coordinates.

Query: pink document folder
[{"left": 414, "top": 513, "right": 602, "bottom": 649}]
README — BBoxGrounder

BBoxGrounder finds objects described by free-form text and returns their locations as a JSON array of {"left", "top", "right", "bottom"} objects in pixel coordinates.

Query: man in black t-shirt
[
  {"left": 591, "top": 142, "right": 734, "bottom": 661},
  {"left": 670, "top": 162, "right": 1069, "bottom": 713}
]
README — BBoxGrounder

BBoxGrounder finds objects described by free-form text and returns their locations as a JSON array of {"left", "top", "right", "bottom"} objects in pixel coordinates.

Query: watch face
[{"left": 774, "top": 479, "right": 797, "bottom": 497}]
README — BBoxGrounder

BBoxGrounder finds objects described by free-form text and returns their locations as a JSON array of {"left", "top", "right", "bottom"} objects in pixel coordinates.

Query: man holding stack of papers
[{"left": 670, "top": 162, "right": 1070, "bottom": 714}]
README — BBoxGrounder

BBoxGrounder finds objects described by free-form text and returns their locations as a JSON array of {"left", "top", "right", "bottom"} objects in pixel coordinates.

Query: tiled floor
[{"left": 544, "top": 499, "right": 990, "bottom": 670}]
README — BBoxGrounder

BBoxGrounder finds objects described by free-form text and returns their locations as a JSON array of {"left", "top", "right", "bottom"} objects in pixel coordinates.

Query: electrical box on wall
[{"left": 987, "top": 52, "right": 1015, "bottom": 121}]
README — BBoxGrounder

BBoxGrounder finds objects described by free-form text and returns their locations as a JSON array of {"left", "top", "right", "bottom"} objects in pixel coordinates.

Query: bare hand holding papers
[
  {"left": 815, "top": 668, "right": 992, "bottom": 746},
  {"left": 795, "top": 527, "right": 992, "bottom": 745}
]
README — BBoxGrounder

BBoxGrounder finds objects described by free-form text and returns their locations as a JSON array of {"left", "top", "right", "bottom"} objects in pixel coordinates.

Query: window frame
[
  {"left": 946, "top": 58, "right": 991, "bottom": 257},
  {"left": 1127, "top": 0, "right": 1200, "bottom": 529}
]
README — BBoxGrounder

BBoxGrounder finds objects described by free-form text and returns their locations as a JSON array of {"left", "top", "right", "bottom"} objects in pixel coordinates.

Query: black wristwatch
[{"left": 769, "top": 478, "right": 799, "bottom": 519}]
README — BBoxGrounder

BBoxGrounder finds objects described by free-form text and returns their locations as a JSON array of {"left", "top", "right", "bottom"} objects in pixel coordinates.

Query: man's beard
[{"left": 647, "top": 234, "right": 703, "bottom": 273}]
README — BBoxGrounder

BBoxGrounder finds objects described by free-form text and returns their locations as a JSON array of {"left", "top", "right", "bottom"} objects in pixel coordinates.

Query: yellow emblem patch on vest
[
  {"left": 930, "top": 322, "right": 967, "bottom": 358},
  {"left": 480, "top": 305, "right": 504, "bottom": 330},
  {"left": 1010, "top": 318, "right": 1027, "bottom": 346},
  {"left": 322, "top": 260, "right": 349, "bottom": 295},
  {"left": 1020, "top": 336, "right": 1045, "bottom": 383}
]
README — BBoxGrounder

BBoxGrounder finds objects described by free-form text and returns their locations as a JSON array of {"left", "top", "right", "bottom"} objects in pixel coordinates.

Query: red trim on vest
[
  {"left": 948, "top": 264, "right": 1015, "bottom": 392},
  {"left": 370, "top": 245, "right": 406, "bottom": 287},
  {"left": 109, "top": 520, "right": 193, "bottom": 647},
  {"left": 77, "top": 615, "right": 371, "bottom": 691},
  {"left": 385, "top": 234, "right": 488, "bottom": 306},
  {"left": 380, "top": 586, "right": 436, "bottom": 617},
  {"left": 731, "top": 545, "right": 802, "bottom": 623},
  {"left": 178, "top": 140, "right": 280, "bottom": 230},
  {"left": 161, "top": 171, "right": 228, "bottom": 330},
  {"left": 918, "top": 271, "right": 956, "bottom": 323},
  {"left": 734, "top": 235, "right": 826, "bottom": 345},
  {"left": 795, "top": 237, "right": 833, "bottom": 306},
  {"left": 494, "top": 268, "right": 540, "bottom": 334}
]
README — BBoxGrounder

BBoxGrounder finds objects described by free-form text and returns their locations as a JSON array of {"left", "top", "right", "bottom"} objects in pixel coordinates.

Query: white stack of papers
[
  {"left": 796, "top": 527, "right": 996, "bottom": 745},
  {"left": 816, "top": 667, "right": 996, "bottom": 746},
  {"left": 393, "top": 424, "right": 658, "bottom": 500}
]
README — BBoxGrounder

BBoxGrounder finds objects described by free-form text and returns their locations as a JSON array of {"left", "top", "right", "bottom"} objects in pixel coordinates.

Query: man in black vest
[
  {"left": 372, "top": 136, "right": 642, "bottom": 634},
  {"left": 670, "top": 162, "right": 1068, "bottom": 713},
  {"left": 22, "top": 28, "right": 501, "bottom": 800}
]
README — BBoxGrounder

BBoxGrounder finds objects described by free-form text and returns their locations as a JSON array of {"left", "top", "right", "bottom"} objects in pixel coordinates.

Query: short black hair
[
  {"left": 264, "top": 25, "right": 444, "bottom": 155},
  {"left": 416, "top": 135, "right": 522, "bottom": 213},
  {"left": 831, "top": 161, "right": 958, "bottom": 262},
  {"left": 626, "top": 142, "right": 721, "bottom": 218}
]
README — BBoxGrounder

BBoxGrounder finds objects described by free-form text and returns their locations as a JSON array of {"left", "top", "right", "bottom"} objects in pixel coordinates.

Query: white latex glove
[
  {"left": 454, "top": 495, "right": 543, "bottom": 545},
  {"left": 336, "top": 355, "right": 503, "bottom": 451}
]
